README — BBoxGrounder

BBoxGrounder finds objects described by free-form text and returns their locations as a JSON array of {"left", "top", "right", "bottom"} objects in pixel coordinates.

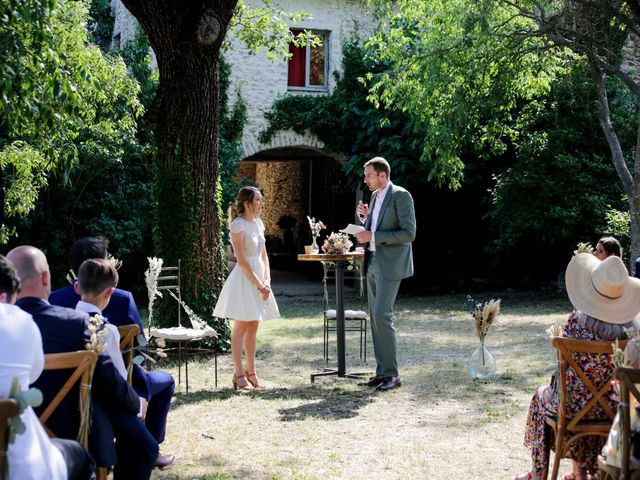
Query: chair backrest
[
  {"left": 117, "top": 324, "right": 140, "bottom": 385},
  {"left": 0, "top": 399, "right": 19, "bottom": 480},
  {"left": 613, "top": 366, "right": 640, "bottom": 478},
  {"left": 40, "top": 351, "right": 98, "bottom": 448},
  {"left": 552, "top": 336, "right": 628, "bottom": 431},
  {"left": 156, "top": 260, "right": 181, "bottom": 328}
]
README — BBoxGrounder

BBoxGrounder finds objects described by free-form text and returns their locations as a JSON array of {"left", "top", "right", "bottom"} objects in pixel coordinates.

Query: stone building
[{"left": 110, "top": 0, "right": 376, "bottom": 265}]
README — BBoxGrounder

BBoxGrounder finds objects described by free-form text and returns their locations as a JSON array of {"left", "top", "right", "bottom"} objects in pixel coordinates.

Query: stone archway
[{"left": 238, "top": 145, "right": 354, "bottom": 270}]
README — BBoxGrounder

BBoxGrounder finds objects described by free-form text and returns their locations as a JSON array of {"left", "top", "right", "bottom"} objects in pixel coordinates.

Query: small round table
[{"left": 298, "top": 252, "right": 368, "bottom": 382}]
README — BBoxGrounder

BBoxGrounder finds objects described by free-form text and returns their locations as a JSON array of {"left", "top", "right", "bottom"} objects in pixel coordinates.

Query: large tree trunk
[
  {"left": 593, "top": 67, "right": 640, "bottom": 269},
  {"left": 121, "top": 1, "right": 237, "bottom": 324}
]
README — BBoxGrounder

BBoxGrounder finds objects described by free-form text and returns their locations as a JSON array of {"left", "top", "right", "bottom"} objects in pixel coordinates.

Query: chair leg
[
  {"left": 550, "top": 432, "right": 563, "bottom": 480},
  {"left": 541, "top": 424, "right": 552, "bottom": 480},
  {"left": 363, "top": 320, "right": 367, "bottom": 362},
  {"left": 184, "top": 342, "right": 189, "bottom": 395}
]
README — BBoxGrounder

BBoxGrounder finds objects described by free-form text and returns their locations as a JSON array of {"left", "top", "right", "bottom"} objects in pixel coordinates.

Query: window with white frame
[{"left": 288, "top": 29, "right": 329, "bottom": 91}]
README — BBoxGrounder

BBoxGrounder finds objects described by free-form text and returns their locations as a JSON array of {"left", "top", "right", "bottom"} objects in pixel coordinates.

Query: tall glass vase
[
  {"left": 468, "top": 340, "right": 496, "bottom": 378},
  {"left": 311, "top": 236, "right": 320, "bottom": 254}
]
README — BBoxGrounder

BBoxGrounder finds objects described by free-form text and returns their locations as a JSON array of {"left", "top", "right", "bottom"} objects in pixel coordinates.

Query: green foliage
[
  {"left": 0, "top": 0, "right": 141, "bottom": 243},
  {"left": 87, "top": 0, "right": 114, "bottom": 52},
  {"left": 488, "top": 62, "right": 631, "bottom": 253},
  {"left": 230, "top": 0, "right": 319, "bottom": 61},
  {"left": 261, "top": 38, "right": 430, "bottom": 190},
  {"left": 363, "top": 0, "right": 569, "bottom": 189},
  {"left": 604, "top": 204, "right": 630, "bottom": 256}
]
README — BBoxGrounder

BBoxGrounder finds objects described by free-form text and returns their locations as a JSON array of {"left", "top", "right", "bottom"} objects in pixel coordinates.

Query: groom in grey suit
[{"left": 355, "top": 157, "right": 416, "bottom": 391}]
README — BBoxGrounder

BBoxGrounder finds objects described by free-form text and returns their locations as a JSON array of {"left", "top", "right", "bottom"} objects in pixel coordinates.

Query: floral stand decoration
[
  {"left": 322, "top": 232, "right": 353, "bottom": 255},
  {"left": 307, "top": 216, "right": 326, "bottom": 254},
  {"left": 466, "top": 296, "right": 501, "bottom": 379}
]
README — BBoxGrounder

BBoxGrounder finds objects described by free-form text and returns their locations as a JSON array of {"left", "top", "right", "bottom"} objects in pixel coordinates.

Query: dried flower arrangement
[
  {"left": 573, "top": 242, "right": 594, "bottom": 256},
  {"left": 466, "top": 295, "right": 501, "bottom": 343},
  {"left": 78, "top": 314, "right": 108, "bottom": 446},
  {"left": 144, "top": 257, "right": 164, "bottom": 325}
]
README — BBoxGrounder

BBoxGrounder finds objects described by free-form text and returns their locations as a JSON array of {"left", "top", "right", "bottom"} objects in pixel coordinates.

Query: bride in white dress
[{"left": 213, "top": 186, "right": 280, "bottom": 390}]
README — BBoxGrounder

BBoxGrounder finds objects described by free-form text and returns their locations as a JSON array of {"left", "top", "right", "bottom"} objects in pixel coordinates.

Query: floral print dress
[{"left": 524, "top": 311, "right": 618, "bottom": 475}]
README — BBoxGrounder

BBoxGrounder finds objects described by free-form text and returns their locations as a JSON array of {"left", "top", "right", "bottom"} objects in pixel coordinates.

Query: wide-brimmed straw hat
[{"left": 566, "top": 253, "right": 640, "bottom": 325}]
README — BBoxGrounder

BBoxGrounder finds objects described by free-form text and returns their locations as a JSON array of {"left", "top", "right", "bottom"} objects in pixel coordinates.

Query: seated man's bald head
[{"left": 6, "top": 246, "right": 50, "bottom": 298}]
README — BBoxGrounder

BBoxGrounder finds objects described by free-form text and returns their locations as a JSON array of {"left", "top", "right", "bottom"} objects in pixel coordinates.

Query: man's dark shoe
[
  {"left": 376, "top": 377, "right": 401, "bottom": 391},
  {"left": 358, "top": 375, "right": 385, "bottom": 387},
  {"left": 155, "top": 453, "right": 176, "bottom": 470}
]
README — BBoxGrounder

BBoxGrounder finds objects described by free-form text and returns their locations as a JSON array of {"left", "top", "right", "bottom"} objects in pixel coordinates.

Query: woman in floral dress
[{"left": 516, "top": 253, "right": 640, "bottom": 480}]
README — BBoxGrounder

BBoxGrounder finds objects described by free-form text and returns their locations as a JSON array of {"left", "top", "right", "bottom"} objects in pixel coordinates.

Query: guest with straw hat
[{"left": 516, "top": 253, "right": 640, "bottom": 480}]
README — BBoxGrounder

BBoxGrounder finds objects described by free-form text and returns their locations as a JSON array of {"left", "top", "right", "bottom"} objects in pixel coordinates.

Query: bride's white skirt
[{"left": 213, "top": 256, "right": 280, "bottom": 321}]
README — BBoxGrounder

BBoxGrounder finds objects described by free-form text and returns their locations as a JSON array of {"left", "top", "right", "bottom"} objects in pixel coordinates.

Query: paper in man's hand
[{"left": 340, "top": 224, "right": 366, "bottom": 235}]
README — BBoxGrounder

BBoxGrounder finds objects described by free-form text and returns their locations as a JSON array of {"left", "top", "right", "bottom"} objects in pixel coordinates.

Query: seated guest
[
  {"left": 0, "top": 255, "right": 95, "bottom": 480},
  {"left": 600, "top": 336, "right": 640, "bottom": 470},
  {"left": 595, "top": 236, "right": 622, "bottom": 260},
  {"left": 49, "top": 237, "right": 174, "bottom": 469},
  {"left": 75, "top": 258, "right": 128, "bottom": 381},
  {"left": 516, "top": 253, "right": 640, "bottom": 480},
  {"left": 8, "top": 246, "right": 158, "bottom": 480}
]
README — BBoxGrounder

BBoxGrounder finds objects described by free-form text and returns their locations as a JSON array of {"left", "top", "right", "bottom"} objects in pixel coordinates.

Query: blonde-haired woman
[{"left": 213, "top": 186, "right": 280, "bottom": 390}]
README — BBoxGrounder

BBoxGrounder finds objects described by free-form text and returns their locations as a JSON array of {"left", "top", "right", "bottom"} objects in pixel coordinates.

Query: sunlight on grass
[{"left": 151, "top": 291, "right": 572, "bottom": 479}]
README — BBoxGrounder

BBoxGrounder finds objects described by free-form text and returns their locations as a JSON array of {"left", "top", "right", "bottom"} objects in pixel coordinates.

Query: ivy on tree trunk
[{"left": 120, "top": 0, "right": 238, "bottom": 328}]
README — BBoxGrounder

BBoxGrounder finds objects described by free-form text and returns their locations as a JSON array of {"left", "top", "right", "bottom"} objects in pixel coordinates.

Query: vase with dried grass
[{"left": 466, "top": 296, "right": 501, "bottom": 378}]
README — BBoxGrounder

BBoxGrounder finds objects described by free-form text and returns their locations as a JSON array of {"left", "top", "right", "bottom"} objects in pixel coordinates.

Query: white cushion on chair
[
  {"left": 150, "top": 326, "right": 218, "bottom": 341},
  {"left": 325, "top": 309, "right": 368, "bottom": 320}
]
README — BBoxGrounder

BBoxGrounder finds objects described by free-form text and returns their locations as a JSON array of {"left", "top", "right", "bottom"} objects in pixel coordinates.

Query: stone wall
[
  {"left": 254, "top": 160, "right": 308, "bottom": 245},
  {"left": 110, "top": 0, "right": 376, "bottom": 159}
]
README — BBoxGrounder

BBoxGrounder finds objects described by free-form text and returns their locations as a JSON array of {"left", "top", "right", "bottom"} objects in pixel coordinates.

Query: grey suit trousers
[{"left": 366, "top": 254, "right": 401, "bottom": 378}]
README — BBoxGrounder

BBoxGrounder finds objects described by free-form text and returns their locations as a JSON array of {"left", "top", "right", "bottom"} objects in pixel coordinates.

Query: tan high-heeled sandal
[
  {"left": 233, "top": 373, "right": 253, "bottom": 391},
  {"left": 245, "top": 371, "right": 263, "bottom": 389}
]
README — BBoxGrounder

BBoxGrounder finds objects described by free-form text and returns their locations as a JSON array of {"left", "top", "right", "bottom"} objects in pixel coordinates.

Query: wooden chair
[
  {"left": 0, "top": 399, "right": 19, "bottom": 480},
  {"left": 599, "top": 366, "right": 640, "bottom": 480},
  {"left": 40, "top": 351, "right": 98, "bottom": 445},
  {"left": 117, "top": 324, "right": 140, "bottom": 385},
  {"left": 321, "top": 259, "right": 367, "bottom": 362},
  {"left": 543, "top": 337, "right": 628, "bottom": 480},
  {"left": 41, "top": 351, "right": 110, "bottom": 479},
  {"left": 149, "top": 260, "right": 218, "bottom": 393}
]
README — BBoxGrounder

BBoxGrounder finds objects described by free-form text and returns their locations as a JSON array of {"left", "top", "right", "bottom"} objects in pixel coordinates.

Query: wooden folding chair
[
  {"left": 0, "top": 399, "right": 19, "bottom": 480},
  {"left": 599, "top": 366, "right": 640, "bottom": 480},
  {"left": 543, "top": 337, "right": 628, "bottom": 480},
  {"left": 118, "top": 324, "right": 140, "bottom": 385},
  {"left": 40, "top": 351, "right": 97, "bottom": 446}
]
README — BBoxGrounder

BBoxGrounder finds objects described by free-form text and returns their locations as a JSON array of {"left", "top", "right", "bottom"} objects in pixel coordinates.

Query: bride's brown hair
[{"left": 228, "top": 186, "right": 261, "bottom": 224}]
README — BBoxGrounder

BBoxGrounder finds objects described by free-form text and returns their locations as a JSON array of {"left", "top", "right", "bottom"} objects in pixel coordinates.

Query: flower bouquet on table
[{"left": 322, "top": 232, "right": 353, "bottom": 255}]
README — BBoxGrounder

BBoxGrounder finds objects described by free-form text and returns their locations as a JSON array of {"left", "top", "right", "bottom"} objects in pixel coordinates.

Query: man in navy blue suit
[
  {"left": 49, "top": 237, "right": 175, "bottom": 469},
  {"left": 8, "top": 246, "right": 158, "bottom": 480}
]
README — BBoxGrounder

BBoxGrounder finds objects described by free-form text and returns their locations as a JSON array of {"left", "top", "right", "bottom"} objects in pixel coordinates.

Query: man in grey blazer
[{"left": 355, "top": 157, "right": 416, "bottom": 391}]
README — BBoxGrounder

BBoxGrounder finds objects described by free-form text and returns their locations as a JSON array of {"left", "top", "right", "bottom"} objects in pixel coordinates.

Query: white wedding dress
[{"left": 213, "top": 217, "right": 280, "bottom": 321}]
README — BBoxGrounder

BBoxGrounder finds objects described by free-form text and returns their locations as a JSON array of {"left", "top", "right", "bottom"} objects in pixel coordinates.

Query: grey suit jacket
[{"left": 364, "top": 182, "right": 416, "bottom": 280}]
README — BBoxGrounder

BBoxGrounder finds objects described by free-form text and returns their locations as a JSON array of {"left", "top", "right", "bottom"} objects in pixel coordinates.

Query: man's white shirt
[
  {"left": 369, "top": 183, "right": 390, "bottom": 252},
  {"left": 75, "top": 300, "right": 128, "bottom": 380}
]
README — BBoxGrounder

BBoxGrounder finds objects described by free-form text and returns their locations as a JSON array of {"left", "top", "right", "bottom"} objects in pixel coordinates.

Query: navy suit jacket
[
  {"left": 49, "top": 285, "right": 152, "bottom": 399},
  {"left": 18, "top": 297, "right": 140, "bottom": 467},
  {"left": 49, "top": 285, "right": 144, "bottom": 332}
]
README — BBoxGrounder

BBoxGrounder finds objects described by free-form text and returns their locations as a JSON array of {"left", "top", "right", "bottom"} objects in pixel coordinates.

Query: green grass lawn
[{"left": 149, "top": 290, "right": 576, "bottom": 479}]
